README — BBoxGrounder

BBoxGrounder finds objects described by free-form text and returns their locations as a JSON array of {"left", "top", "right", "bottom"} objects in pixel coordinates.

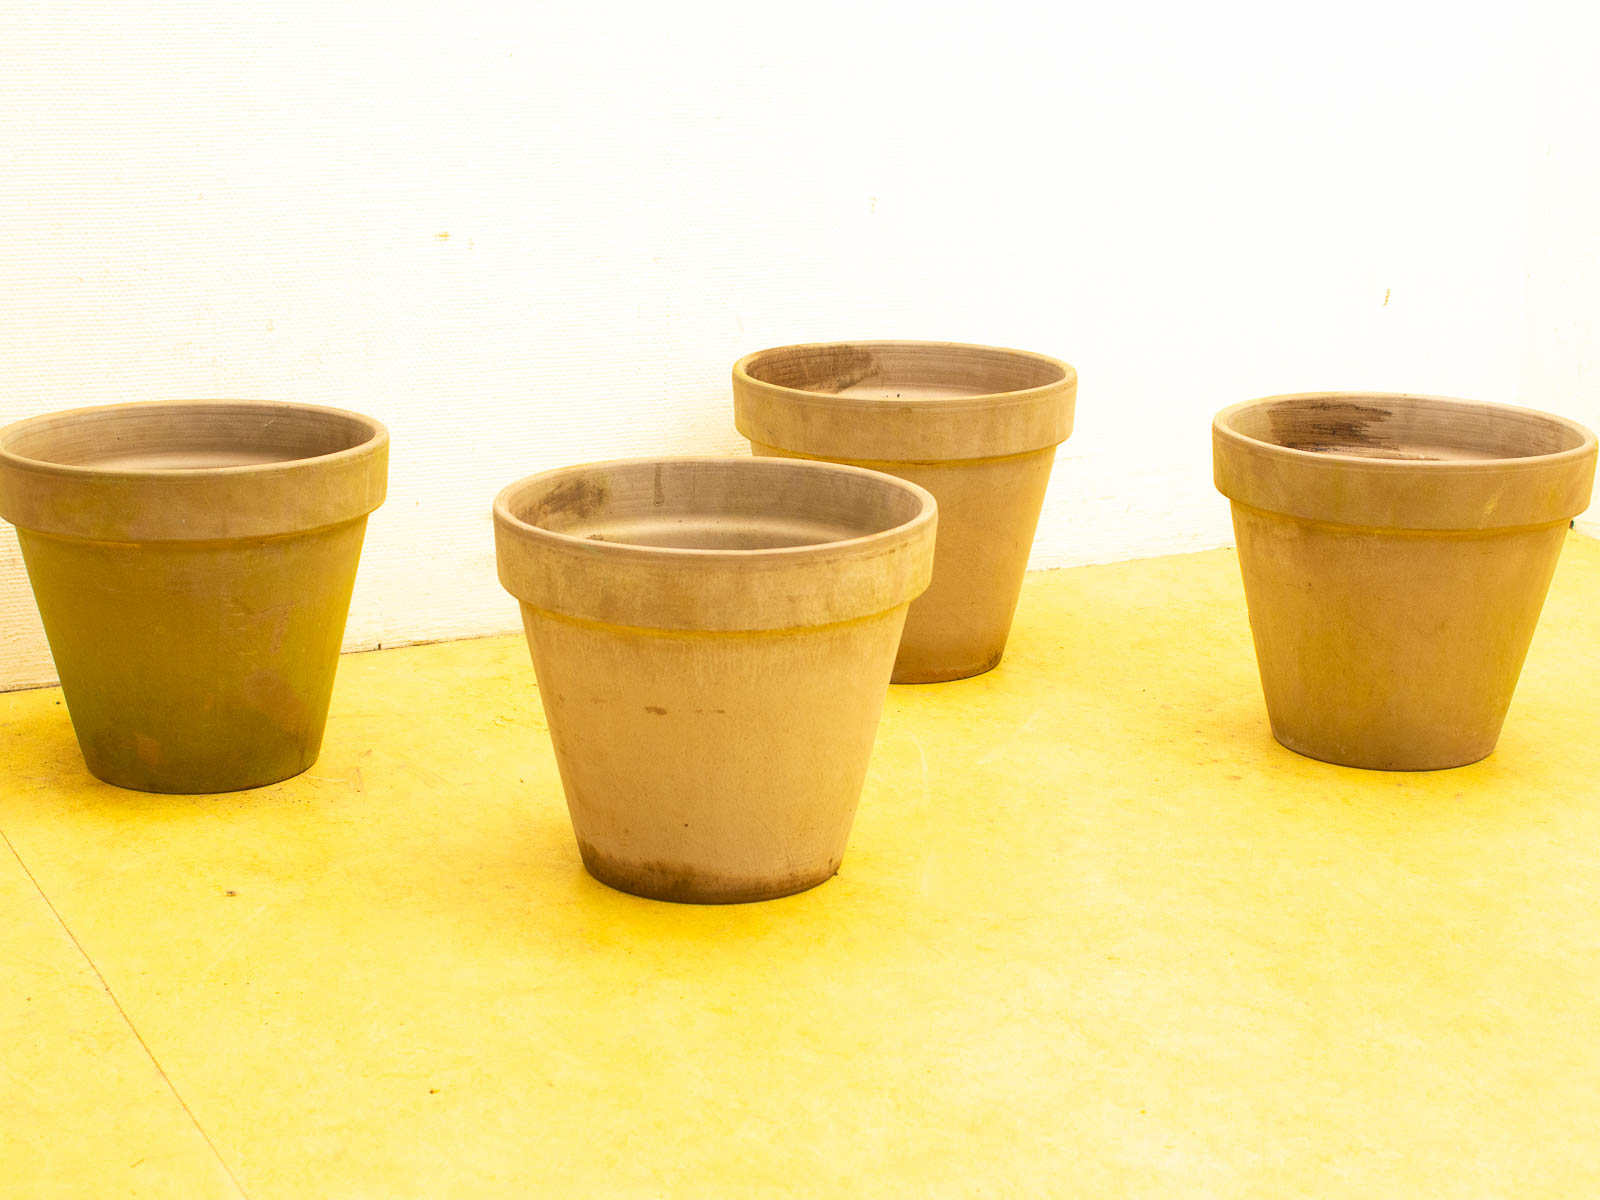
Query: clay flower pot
[
  {"left": 0, "top": 400, "right": 388, "bottom": 793},
  {"left": 494, "top": 456, "right": 936, "bottom": 903},
  {"left": 1213, "top": 392, "right": 1596, "bottom": 770},
  {"left": 732, "top": 340, "right": 1075, "bottom": 682}
]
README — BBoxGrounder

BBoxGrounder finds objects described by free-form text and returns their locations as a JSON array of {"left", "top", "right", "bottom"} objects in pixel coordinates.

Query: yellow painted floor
[{"left": 5, "top": 536, "right": 1600, "bottom": 1197}]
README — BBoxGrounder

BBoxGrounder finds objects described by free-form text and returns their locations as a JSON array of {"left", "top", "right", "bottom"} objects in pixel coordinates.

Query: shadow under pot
[
  {"left": 1213, "top": 392, "right": 1596, "bottom": 770},
  {"left": 0, "top": 400, "right": 389, "bottom": 793},
  {"left": 732, "top": 340, "right": 1075, "bottom": 683},
  {"left": 494, "top": 456, "right": 937, "bottom": 903}
]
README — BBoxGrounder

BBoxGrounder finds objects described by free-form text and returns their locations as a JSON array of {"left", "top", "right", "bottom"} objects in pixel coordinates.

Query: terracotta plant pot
[
  {"left": 1213, "top": 392, "right": 1596, "bottom": 770},
  {"left": 494, "top": 456, "right": 936, "bottom": 903},
  {"left": 732, "top": 341, "right": 1075, "bottom": 682},
  {"left": 0, "top": 400, "right": 388, "bottom": 793}
]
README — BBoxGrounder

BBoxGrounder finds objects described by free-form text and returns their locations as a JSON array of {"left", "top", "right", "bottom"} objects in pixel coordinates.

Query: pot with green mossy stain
[{"left": 0, "top": 400, "right": 388, "bottom": 792}]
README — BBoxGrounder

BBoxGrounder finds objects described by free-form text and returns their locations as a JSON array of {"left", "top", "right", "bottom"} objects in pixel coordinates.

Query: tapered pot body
[
  {"left": 495, "top": 457, "right": 937, "bottom": 903},
  {"left": 1214, "top": 392, "right": 1596, "bottom": 770},
  {"left": 0, "top": 400, "right": 388, "bottom": 792},
  {"left": 733, "top": 341, "right": 1075, "bottom": 683}
]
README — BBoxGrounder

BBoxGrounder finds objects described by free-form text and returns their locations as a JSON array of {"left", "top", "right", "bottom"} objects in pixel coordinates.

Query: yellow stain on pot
[{"left": 4, "top": 538, "right": 1600, "bottom": 1195}]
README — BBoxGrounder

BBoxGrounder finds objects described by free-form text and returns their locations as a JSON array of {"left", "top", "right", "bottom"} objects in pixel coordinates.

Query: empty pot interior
[
  {"left": 1228, "top": 395, "right": 1590, "bottom": 462},
  {"left": 3, "top": 403, "right": 380, "bottom": 470},
  {"left": 509, "top": 460, "right": 928, "bottom": 550},
  {"left": 743, "top": 342, "right": 1066, "bottom": 401}
]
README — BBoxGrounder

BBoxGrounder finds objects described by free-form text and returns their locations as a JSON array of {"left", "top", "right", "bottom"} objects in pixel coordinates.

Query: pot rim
[
  {"left": 733, "top": 339, "right": 1074, "bottom": 408},
  {"left": 494, "top": 455, "right": 939, "bottom": 632},
  {"left": 732, "top": 340, "right": 1076, "bottom": 462},
  {"left": 0, "top": 398, "right": 388, "bottom": 480},
  {"left": 0, "top": 399, "right": 390, "bottom": 542},
  {"left": 1213, "top": 391, "right": 1598, "bottom": 471},
  {"left": 494, "top": 454, "right": 936, "bottom": 563},
  {"left": 1213, "top": 391, "right": 1599, "bottom": 531}
]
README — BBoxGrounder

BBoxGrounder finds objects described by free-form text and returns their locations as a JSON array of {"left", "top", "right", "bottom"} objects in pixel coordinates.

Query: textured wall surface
[{"left": 2, "top": 2, "right": 1595, "bottom": 689}]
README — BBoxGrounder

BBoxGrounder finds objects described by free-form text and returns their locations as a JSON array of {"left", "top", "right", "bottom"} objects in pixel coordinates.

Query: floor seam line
[{"left": 1, "top": 826, "right": 251, "bottom": 1199}]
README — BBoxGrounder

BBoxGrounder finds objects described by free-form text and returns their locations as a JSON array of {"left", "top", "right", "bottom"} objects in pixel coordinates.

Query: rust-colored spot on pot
[
  {"left": 135, "top": 733, "right": 163, "bottom": 768},
  {"left": 243, "top": 669, "right": 308, "bottom": 733},
  {"left": 644, "top": 705, "right": 667, "bottom": 715}
]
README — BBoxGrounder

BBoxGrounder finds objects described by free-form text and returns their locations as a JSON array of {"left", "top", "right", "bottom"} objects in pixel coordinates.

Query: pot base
[
  {"left": 578, "top": 841, "right": 839, "bottom": 904},
  {"left": 1268, "top": 729, "right": 1496, "bottom": 774},
  {"left": 83, "top": 753, "right": 321, "bottom": 795},
  {"left": 891, "top": 648, "right": 1004, "bottom": 685}
]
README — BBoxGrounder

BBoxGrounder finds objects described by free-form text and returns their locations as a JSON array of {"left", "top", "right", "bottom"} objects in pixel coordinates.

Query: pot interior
[
  {"left": 2, "top": 403, "right": 380, "bottom": 470},
  {"left": 507, "top": 460, "right": 929, "bottom": 550},
  {"left": 743, "top": 342, "right": 1066, "bottom": 402},
  {"left": 1229, "top": 395, "right": 1590, "bottom": 462}
]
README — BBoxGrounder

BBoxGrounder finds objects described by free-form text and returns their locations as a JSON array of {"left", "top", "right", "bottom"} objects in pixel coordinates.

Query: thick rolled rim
[
  {"left": 733, "top": 340, "right": 1076, "bottom": 462},
  {"left": 733, "top": 339, "right": 1074, "bottom": 407},
  {"left": 493, "top": 454, "right": 937, "bottom": 564},
  {"left": 1213, "top": 391, "right": 1597, "bottom": 471},
  {"left": 0, "top": 399, "right": 389, "bottom": 480}
]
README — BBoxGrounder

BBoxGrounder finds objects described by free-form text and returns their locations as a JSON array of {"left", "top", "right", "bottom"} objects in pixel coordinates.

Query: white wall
[{"left": 2, "top": 1, "right": 1595, "bottom": 689}]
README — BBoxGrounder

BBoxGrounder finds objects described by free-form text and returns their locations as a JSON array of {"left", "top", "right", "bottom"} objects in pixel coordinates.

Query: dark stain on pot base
[
  {"left": 644, "top": 705, "right": 667, "bottom": 715},
  {"left": 577, "top": 840, "right": 836, "bottom": 904}
]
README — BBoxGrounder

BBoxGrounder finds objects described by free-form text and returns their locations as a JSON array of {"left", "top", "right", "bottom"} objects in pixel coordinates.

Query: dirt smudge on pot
[
  {"left": 535, "top": 475, "right": 607, "bottom": 525},
  {"left": 1269, "top": 398, "right": 1402, "bottom": 456},
  {"left": 755, "top": 344, "right": 880, "bottom": 395}
]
